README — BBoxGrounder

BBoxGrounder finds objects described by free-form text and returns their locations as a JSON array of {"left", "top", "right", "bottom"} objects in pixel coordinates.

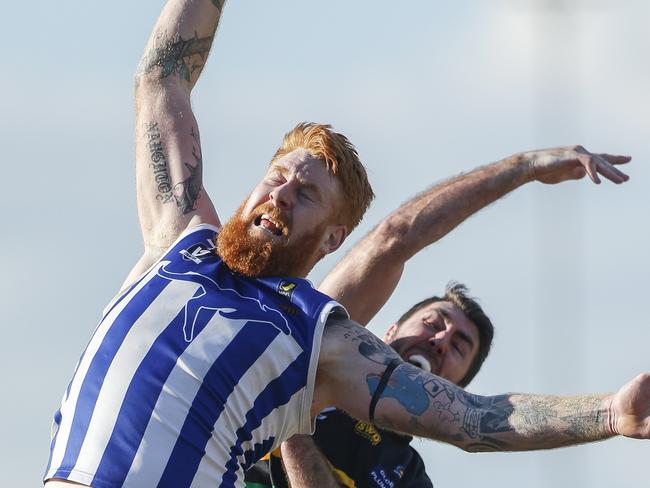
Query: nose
[
  {"left": 430, "top": 333, "right": 450, "bottom": 357},
  {"left": 269, "top": 181, "right": 293, "bottom": 210}
]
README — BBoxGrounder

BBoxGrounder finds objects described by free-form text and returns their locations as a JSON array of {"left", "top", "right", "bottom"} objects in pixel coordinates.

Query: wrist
[
  {"left": 603, "top": 395, "right": 619, "bottom": 437},
  {"left": 495, "top": 152, "right": 536, "bottom": 187},
  {"left": 509, "top": 152, "right": 537, "bottom": 183}
]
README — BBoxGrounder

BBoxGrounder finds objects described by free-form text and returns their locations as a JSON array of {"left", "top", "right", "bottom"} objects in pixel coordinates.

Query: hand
[
  {"left": 522, "top": 145, "right": 631, "bottom": 185},
  {"left": 608, "top": 372, "right": 650, "bottom": 439}
]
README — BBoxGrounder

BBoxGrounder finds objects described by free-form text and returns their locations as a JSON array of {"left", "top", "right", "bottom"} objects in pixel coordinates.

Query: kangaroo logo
[{"left": 157, "top": 261, "right": 291, "bottom": 342}]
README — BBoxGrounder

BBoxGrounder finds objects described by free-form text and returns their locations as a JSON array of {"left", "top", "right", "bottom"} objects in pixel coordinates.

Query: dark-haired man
[{"left": 45, "top": 2, "right": 650, "bottom": 488}]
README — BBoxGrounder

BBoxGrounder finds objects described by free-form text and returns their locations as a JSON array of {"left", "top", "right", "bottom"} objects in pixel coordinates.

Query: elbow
[
  {"left": 371, "top": 216, "right": 414, "bottom": 261},
  {"left": 134, "top": 69, "right": 163, "bottom": 95}
]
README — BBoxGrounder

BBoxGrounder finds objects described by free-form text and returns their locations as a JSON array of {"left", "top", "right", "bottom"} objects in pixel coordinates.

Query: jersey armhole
[
  {"left": 298, "top": 303, "right": 349, "bottom": 435},
  {"left": 101, "top": 223, "right": 221, "bottom": 318}
]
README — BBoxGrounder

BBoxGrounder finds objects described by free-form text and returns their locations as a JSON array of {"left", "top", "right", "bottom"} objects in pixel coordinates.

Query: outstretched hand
[
  {"left": 523, "top": 145, "right": 631, "bottom": 185},
  {"left": 608, "top": 373, "right": 650, "bottom": 439}
]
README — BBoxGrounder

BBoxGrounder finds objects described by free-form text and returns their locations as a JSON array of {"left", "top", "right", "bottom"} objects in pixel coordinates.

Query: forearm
[
  {"left": 137, "top": 0, "right": 225, "bottom": 90},
  {"left": 280, "top": 436, "right": 341, "bottom": 488},
  {"left": 381, "top": 154, "right": 532, "bottom": 261},
  {"left": 319, "top": 154, "right": 531, "bottom": 324},
  {"left": 372, "top": 364, "right": 614, "bottom": 452}
]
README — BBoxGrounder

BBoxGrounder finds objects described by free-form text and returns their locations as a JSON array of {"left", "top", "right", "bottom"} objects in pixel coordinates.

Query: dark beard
[{"left": 216, "top": 202, "right": 325, "bottom": 278}]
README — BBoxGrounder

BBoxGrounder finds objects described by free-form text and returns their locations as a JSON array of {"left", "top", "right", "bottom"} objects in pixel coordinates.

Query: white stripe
[
  {"left": 122, "top": 312, "right": 248, "bottom": 486},
  {"left": 189, "top": 332, "right": 303, "bottom": 488},
  {"left": 240, "top": 389, "right": 304, "bottom": 458},
  {"left": 47, "top": 264, "right": 163, "bottom": 474},
  {"left": 72, "top": 275, "right": 201, "bottom": 475}
]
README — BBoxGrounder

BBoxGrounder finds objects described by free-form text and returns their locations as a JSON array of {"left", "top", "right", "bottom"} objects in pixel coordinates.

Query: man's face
[
  {"left": 383, "top": 301, "right": 480, "bottom": 386},
  {"left": 217, "top": 148, "right": 347, "bottom": 277}
]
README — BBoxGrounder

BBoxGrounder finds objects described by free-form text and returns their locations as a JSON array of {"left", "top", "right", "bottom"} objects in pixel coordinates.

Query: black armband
[{"left": 369, "top": 358, "right": 401, "bottom": 423}]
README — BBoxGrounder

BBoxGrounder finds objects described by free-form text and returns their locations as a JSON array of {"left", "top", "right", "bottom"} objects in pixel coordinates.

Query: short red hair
[{"left": 271, "top": 122, "right": 374, "bottom": 232}]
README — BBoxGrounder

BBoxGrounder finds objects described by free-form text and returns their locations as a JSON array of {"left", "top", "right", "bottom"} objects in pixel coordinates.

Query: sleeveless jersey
[{"left": 44, "top": 224, "right": 345, "bottom": 488}]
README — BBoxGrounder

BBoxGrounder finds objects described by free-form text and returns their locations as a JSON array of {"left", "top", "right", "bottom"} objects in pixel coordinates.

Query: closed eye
[{"left": 298, "top": 189, "right": 315, "bottom": 203}]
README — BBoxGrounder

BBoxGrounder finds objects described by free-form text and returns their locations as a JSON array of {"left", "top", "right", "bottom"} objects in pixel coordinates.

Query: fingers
[
  {"left": 576, "top": 151, "right": 630, "bottom": 185},
  {"left": 597, "top": 154, "right": 632, "bottom": 165},
  {"left": 578, "top": 154, "right": 601, "bottom": 184},
  {"left": 594, "top": 154, "right": 630, "bottom": 183}
]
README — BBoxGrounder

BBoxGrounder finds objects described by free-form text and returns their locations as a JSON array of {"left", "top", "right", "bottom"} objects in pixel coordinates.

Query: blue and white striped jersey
[{"left": 45, "top": 224, "right": 344, "bottom": 488}]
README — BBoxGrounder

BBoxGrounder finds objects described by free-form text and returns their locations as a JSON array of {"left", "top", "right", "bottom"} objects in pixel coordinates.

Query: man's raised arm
[
  {"left": 125, "top": 0, "right": 225, "bottom": 285},
  {"left": 319, "top": 146, "right": 630, "bottom": 325}
]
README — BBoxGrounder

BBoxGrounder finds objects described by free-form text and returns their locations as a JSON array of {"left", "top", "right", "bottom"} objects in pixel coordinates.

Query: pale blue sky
[{"left": 2, "top": 1, "right": 648, "bottom": 486}]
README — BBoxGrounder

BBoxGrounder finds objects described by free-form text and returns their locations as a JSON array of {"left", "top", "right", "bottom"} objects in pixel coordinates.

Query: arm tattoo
[
  {"left": 173, "top": 127, "right": 203, "bottom": 214},
  {"left": 139, "top": 32, "right": 214, "bottom": 81},
  {"left": 337, "top": 325, "right": 400, "bottom": 366},
  {"left": 368, "top": 363, "right": 607, "bottom": 452},
  {"left": 146, "top": 122, "right": 174, "bottom": 204},
  {"left": 146, "top": 122, "right": 203, "bottom": 214}
]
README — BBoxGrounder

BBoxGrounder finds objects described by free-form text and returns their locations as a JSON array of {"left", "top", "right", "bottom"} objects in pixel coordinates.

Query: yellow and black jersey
[{"left": 245, "top": 407, "right": 432, "bottom": 488}]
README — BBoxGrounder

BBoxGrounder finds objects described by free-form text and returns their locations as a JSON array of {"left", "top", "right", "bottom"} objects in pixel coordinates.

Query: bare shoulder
[
  {"left": 313, "top": 316, "right": 402, "bottom": 415},
  {"left": 320, "top": 316, "right": 401, "bottom": 367}
]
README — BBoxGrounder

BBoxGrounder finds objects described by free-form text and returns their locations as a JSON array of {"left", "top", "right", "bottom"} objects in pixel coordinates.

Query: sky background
[{"left": 2, "top": 0, "right": 649, "bottom": 486}]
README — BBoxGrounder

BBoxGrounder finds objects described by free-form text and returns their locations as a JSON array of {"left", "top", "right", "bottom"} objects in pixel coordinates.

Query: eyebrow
[
  {"left": 455, "top": 330, "right": 475, "bottom": 352},
  {"left": 440, "top": 310, "right": 475, "bottom": 351},
  {"left": 270, "top": 164, "right": 323, "bottom": 200}
]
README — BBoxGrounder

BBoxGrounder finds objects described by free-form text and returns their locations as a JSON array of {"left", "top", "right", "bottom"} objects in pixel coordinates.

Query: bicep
[
  {"left": 135, "top": 83, "right": 220, "bottom": 256},
  {"left": 316, "top": 318, "right": 475, "bottom": 447},
  {"left": 318, "top": 245, "right": 404, "bottom": 327}
]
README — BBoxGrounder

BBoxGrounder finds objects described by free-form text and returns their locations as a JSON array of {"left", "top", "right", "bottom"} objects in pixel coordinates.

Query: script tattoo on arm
[
  {"left": 368, "top": 363, "right": 608, "bottom": 452},
  {"left": 146, "top": 122, "right": 203, "bottom": 214}
]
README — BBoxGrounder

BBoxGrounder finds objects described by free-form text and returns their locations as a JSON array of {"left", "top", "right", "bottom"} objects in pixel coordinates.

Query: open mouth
[
  {"left": 254, "top": 214, "right": 284, "bottom": 236},
  {"left": 407, "top": 354, "right": 432, "bottom": 373}
]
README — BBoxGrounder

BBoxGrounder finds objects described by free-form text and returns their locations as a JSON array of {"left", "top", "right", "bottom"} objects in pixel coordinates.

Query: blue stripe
[
  {"left": 102, "top": 270, "right": 149, "bottom": 320},
  {"left": 92, "top": 287, "right": 214, "bottom": 485},
  {"left": 220, "top": 352, "right": 309, "bottom": 488},
  {"left": 53, "top": 275, "right": 170, "bottom": 479},
  {"left": 44, "top": 409, "right": 63, "bottom": 477},
  {"left": 157, "top": 321, "right": 281, "bottom": 488},
  {"left": 101, "top": 227, "right": 215, "bottom": 320},
  {"left": 241, "top": 437, "right": 276, "bottom": 471}
]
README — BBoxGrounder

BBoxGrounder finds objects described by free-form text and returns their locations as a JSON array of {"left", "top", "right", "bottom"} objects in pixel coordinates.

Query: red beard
[{"left": 217, "top": 201, "right": 326, "bottom": 278}]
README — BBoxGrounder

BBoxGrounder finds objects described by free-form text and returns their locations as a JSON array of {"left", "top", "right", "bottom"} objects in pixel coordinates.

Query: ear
[
  {"left": 319, "top": 224, "right": 347, "bottom": 256},
  {"left": 383, "top": 323, "right": 399, "bottom": 342}
]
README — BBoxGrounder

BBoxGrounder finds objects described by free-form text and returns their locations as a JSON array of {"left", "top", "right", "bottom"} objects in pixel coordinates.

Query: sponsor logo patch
[
  {"left": 277, "top": 280, "right": 297, "bottom": 299},
  {"left": 354, "top": 420, "right": 382, "bottom": 446}
]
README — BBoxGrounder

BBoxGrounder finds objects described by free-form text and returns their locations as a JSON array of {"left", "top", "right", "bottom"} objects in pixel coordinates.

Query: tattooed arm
[
  {"left": 319, "top": 147, "right": 630, "bottom": 326},
  {"left": 314, "top": 317, "right": 650, "bottom": 451},
  {"left": 125, "top": 0, "right": 225, "bottom": 286}
]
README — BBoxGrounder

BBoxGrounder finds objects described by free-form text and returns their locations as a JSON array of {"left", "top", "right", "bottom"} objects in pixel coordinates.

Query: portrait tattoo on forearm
[
  {"left": 139, "top": 32, "right": 214, "bottom": 82},
  {"left": 146, "top": 122, "right": 203, "bottom": 214}
]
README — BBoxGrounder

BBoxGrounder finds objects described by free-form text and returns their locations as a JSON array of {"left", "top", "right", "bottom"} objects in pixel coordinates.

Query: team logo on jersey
[
  {"left": 277, "top": 280, "right": 296, "bottom": 299},
  {"left": 354, "top": 420, "right": 382, "bottom": 446},
  {"left": 157, "top": 262, "right": 291, "bottom": 342},
  {"left": 393, "top": 465, "right": 405, "bottom": 479},
  {"left": 180, "top": 240, "right": 216, "bottom": 264}
]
